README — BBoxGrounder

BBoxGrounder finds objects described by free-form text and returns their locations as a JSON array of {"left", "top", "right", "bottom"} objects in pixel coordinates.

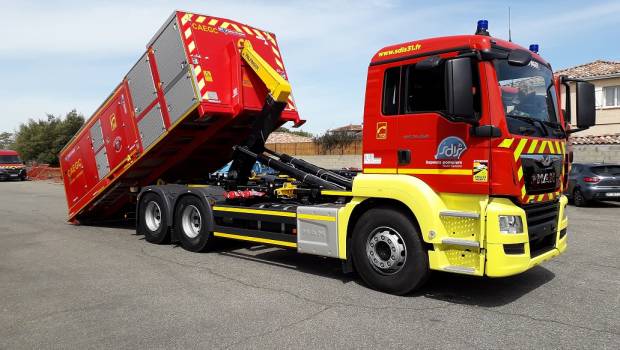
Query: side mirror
[
  {"left": 575, "top": 81, "right": 596, "bottom": 129},
  {"left": 444, "top": 57, "right": 476, "bottom": 122}
]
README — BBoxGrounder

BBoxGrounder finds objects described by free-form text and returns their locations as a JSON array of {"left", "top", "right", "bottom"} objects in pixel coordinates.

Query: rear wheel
[
  {"left": 138, "top": 193, "right": 170, "bottom": 244},
  {"left": 351, "top": 207, "right": 429, "bottom": 295},
  {"left": 174, "top": 196, "right": 214, "bottom": 252},
  {"left": 573, "top": 189, "right": 587, "bottom": 207}
]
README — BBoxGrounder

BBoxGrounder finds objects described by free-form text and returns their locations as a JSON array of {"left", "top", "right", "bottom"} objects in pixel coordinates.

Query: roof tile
[{"left": 555, "top": 60, "right": 620, "bottom": 79}]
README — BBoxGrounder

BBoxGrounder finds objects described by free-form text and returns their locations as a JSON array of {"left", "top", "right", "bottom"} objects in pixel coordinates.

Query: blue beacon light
[
  {"left": 529, "top": 44, "right": 539, "bottom": 53},
  {"left": 476, "top": 20, "right": 490, "bottom": 36}
]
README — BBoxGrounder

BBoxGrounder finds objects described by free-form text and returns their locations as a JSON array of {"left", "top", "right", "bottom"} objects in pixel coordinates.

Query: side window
[
  {"left": 381, "top": 58, "right": 480, "bottom": 116},
  {"left": 382, "top": 67, "right": 401, "bottom": 115},
  {"left": 404, "top": 64, "right": 446, "bottom": 113},
  {"left": 570, "top": 165, "right": 580, "bottom": 175}
]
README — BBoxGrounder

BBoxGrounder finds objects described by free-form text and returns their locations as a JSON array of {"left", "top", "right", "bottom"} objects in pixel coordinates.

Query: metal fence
[{"left": 265, "top": 141, "right": 363, "bottom": 155}]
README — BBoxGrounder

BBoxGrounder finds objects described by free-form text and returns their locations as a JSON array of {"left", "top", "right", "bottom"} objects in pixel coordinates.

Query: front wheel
[{"left": 351, "top": 207, "right": 429, "bottom": 295}]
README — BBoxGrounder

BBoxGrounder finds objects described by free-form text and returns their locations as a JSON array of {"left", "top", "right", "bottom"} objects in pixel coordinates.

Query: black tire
[
  {"left": 174, "top": 196, "right": 214, "bottom": 252},
  {"left": 351, "top": 207, "right": 429, "bottom": 295},
  {"left": 138, "top": 193, "right": 170, "bottom": 244},
  {"left": 573, "top": 188, "right": 587, "bottom": 207}
]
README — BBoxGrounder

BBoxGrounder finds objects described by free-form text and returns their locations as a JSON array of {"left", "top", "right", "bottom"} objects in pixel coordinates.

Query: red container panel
[{"left": 60, "top": 11, "right": 301, "bottom": 222}]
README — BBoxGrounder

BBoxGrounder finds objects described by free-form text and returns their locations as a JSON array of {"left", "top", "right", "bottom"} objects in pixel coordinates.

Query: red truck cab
[{"left": 0, "top": 150, "right": 27, "bottom": 181}]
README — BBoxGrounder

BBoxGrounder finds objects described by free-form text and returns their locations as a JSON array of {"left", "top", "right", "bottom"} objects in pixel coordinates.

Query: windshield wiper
[
  {"left": 506, "top": 114, "right": 548, "bottom": 136},
  {"left": 540, "top": 120, "right": 566, "bottom": 137}
]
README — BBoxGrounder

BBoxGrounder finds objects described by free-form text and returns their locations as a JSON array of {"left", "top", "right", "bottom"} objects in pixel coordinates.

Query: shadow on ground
[
  {"left": 79, "top": 220, "right": 555, "bottom": 307},
  {"left": 577, "top": 201, "right": 620, "bottom": 208},
  {"left": 210, "top": 239, "right": 554, "bottom": 307}
]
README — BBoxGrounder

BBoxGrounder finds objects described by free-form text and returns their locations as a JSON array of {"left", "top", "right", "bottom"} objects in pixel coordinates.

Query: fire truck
[{"left": 60, "top": 12, "right": 595, "bottom": 294}]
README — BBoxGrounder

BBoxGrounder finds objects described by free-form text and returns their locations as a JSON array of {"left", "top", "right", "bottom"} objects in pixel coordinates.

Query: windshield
[
  {"left": 0, "top": 155, "right": 21, "bottom": 164},
  {"left": 496, "top": 59, "right": 562, "bottom": 138}
]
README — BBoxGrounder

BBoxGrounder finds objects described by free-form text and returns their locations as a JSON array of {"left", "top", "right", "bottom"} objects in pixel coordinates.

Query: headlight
[{"left": 499, "top": 215, "right": 523, "bottom": 234}]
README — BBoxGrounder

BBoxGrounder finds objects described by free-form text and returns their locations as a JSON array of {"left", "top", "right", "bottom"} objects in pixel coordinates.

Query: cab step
[
  {"left": 439, "top": 210, "right": 480, "bottom": 219},
  {"left": 441, "top": 238, "right": 480, "bottom": 248}
]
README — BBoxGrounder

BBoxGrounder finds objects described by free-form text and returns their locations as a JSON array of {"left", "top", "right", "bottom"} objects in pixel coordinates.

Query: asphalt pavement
[{"left": 0, "top": 181, "right": 618, "bottom": 349}]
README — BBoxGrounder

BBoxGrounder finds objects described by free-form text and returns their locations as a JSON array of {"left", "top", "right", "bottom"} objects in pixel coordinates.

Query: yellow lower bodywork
[{"left": 334, "top": 174, "right": 567, "bottom": 277}]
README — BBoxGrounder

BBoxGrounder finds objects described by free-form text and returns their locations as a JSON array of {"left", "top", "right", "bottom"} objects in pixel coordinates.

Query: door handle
[{"left": 398, "top": 149, "right": 411, "bottom": 165}]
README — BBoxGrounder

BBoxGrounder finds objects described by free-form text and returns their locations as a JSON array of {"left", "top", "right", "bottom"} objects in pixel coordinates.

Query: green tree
[
  {"left": 313, "top": 131, "right": 358, "bottom": 154},
  {"left": 14, "top": 110, "right": 85, "bottom": 166},
  {"left": 0, "top": 132, "right": 14, "bottom": 150},
  {"left": 275, "top": 126, "right": 313, "bottom": 138}
]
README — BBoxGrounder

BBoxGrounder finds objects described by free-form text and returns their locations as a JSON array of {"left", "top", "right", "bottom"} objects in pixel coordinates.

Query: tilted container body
[{"left": 60, "top": 10, "right": 301, "bottom": 222}]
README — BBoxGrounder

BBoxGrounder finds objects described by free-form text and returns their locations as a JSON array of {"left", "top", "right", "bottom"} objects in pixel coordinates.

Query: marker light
[
  {"left": 476, "top": 20, "right": 490, "bottom": 36},
  {"left": 529, "top": 44, "right": 539, "bottom": 53}
]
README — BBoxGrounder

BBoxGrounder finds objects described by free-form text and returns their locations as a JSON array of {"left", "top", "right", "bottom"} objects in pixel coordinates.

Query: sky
[{"left": 1, "top": 0, "right": 619, "bottom": 135}]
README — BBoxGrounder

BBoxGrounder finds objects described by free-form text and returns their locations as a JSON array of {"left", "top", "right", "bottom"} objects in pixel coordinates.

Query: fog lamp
[{"left": 499, "top": 215, "right": 523, "bottom": 234}]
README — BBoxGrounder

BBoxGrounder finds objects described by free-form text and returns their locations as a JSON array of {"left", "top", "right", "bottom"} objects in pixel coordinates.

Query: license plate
[
  {"left": 9, "top": 174, "right": 18, "bottom": 177},
  {"left": 605, "top": 192, "right": 620, "bottom": 197}
]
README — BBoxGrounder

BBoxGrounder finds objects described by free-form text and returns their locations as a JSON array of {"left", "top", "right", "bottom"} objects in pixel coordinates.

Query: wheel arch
[
  {"left": 137, "top": 185, "right": 182, "bottom": 234},
  {"left": 346, "top": 198, "right": 429, "bottom": 254},
  {"left": 173, "top": 189, "right": 218, "bottom": 232},
  {"left": 339, "top": 174, "right": 444, "bottom": 260}
]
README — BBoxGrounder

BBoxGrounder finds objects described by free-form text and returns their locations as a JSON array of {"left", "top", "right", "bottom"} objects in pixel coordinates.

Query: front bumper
[
  {"left": 485, "top": 195, "right": 568, "bottom": 277},
  {"left": 0, "top": 168, "right": 26, "bottom": 180}
]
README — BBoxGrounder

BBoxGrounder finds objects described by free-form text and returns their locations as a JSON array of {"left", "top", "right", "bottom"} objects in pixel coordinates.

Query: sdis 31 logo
[{"left": 435, "top": 137, "right": 467, "bottom": 160}]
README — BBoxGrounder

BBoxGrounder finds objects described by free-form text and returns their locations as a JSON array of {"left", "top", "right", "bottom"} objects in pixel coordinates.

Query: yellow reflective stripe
[
  {"left": 242, "top": 26, "right": 254, "bottom": 35},
  {"left": 208, "top": 19, "right": 218, "bottom": 26},
  {"left": 537, "top": 141, "right": 547, "bottom": 153},
  {"left": 181, "top": 13, "right": 193, "bottom": 25},
  {"left": 561, "top": 142, "right": 566, "bottom": 154},
  {"left": 521, "top": 186, "right": 527, "bottom": 198},
  {"left": 498, "top": 138, "right": 514, "bottom": 148},
  {"left": 297, "top": 214, "right": 336, "bottom": 222},
  {"left": 537, "top": 194, "right": 544, "bottom": 201},
  {"left": 548, "top": 141, "right": 556, "bottom": 154},
  {"left": 554, "top": 141, "right": 561, "bottom": 154},
  {"left": 399, "top": 168, "right": 472, "bottom": 175},
  {"left": 195, "top": 16, "right": 206, "bottom": 23},
  {"left": 527, "top": 195, "right": 536, "bottom": 202},
  {"left": 321, "top": 190, "right": 353, "bottom": 196},
  {"left": 213, "top": 206, "right": 296, "bottom": 217},
  {"left": 513, "top": 139, "right": 528, "bottom": 160},
  {"left": 527, "top": 140, "right": 539, "bottom": 154},
  {"left": 213, "top": 232, "right": 297, "bottom": 248},
  {"left": 230, "top": 23, "right": 243, "bottom": 33},
  {"left": 517, "top": 166, "right": 523, "bottom": 181},
  {"left": 363, "top": 168, "right": 397, "bottom": 174}
]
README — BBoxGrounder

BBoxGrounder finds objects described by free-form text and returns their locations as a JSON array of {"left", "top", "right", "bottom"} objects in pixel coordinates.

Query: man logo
[{"left": 435, "top": 136, "right": 467, "bottom": 160}]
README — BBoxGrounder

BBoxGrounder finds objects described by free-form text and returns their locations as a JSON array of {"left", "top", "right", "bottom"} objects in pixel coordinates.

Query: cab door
[{"left": 393, "top": 57, "right": 491, "bottom": 195}]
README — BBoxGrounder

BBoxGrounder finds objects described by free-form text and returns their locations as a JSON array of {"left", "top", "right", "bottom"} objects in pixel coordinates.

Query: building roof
[
  {"left": 570, "top": 133, "right": 620, "bottom": 145},
  {"left": 265, "top": 132, "right": 313, "bottom": 144},
  {"left": 555, "top": 60, "right": 620, "bottom": 80},
  {"left": 330, "top": 124, "right": 363, "bottom": 133}
]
